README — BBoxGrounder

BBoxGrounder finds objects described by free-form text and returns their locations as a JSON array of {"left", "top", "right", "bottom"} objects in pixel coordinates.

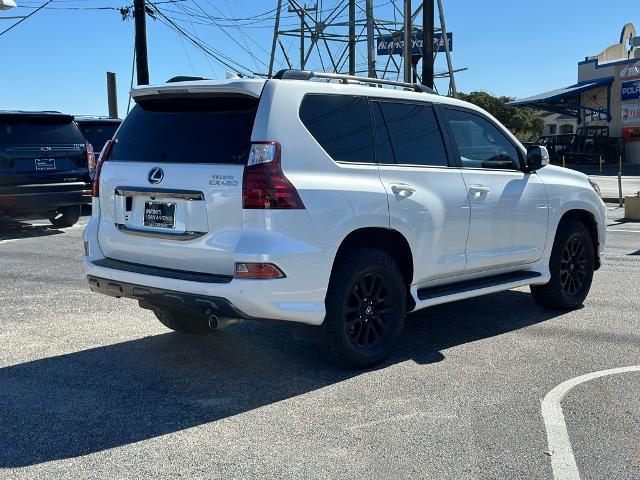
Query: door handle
[
  {"left": 468, "top": 184, "right": 490, "bottom": 197},
  {"left": 390, "top": 183, "right": 416, "bottom": 197}
]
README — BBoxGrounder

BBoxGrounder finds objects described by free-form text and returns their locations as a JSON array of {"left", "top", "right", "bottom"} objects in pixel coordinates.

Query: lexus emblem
[{"left": 148, "top": 167, "right": 164, "bottom": 184}]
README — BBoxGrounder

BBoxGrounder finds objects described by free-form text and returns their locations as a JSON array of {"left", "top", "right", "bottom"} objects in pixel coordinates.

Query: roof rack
[{"left": 273, "top": 69, "right": 437, "bottom": 94}]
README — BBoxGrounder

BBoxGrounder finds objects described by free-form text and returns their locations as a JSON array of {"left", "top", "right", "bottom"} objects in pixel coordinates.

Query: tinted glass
[
  {"left": 78, "top": 123, "right": 119, "bottom": 151},
  {"left": 445, "top": 109, "right": 520, "bottom": 169},
  {"left": 110, "top": 96, "right": 258, "bottom": 164},
  {"left": 371, "top": 102, "right": 395, "bottom": 164},
  {"left": 0, "top": 118, "right": 85, "bottom": 145},
  {"left": 299, "top": 94, "right": 374, "bottom": 163},
  {"left": 380, "top": 102, "right": 448, "bottom": 167}
]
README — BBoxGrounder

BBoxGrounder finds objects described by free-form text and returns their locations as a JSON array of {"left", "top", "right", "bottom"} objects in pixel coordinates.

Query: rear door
[
  {"left": 97, "top": 93, "right": 259, "bottom": 276},
  {"left": 0, "top": 114, "right": 88, "bottom": 189},
  {"left": 374, "top": 100, "right": 470, "bottom": 284},
  {"left": 441, "top": 107, "right": 549, "bottom": 273}
]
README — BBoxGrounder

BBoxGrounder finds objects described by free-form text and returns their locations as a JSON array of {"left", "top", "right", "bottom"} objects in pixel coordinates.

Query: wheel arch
[
  {"left": 330, "top": 227, "right": 415, "bottom": 310},
  {"left": 557, "top": 208, "right": 601, "bottom": 270}
]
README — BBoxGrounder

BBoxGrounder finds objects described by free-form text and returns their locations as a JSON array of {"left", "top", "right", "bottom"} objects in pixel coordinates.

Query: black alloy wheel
[
  {"left": 345, "top": 272, "right": 394, "bottom": 350},
  {"left": 559, "top": 235, "right": 588, "bottom": 296},
  {"left": 320, "top": 248, "right": 406, "bottom": 369},
  {"left": 531, "top": 220, "right": 595, "bottom": 310}
]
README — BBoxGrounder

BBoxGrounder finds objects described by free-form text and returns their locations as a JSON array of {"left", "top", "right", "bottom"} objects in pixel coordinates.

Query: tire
[
  {"left": 49, "top": 205, "right": 81, "bottom": 228},
  {"left": 319, "top": 248, "right": 406, "bottom": 369},
  {"left": 531, "top": 220, "right": 594, "bottom": 310},
  {"left": 153, "top": 309, "right": 211, "bottom": 335}
]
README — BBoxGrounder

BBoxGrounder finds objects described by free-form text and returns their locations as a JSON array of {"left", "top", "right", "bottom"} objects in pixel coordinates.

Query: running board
[{"left": 416, "top": 270, "right": 544, "bottom": 302}]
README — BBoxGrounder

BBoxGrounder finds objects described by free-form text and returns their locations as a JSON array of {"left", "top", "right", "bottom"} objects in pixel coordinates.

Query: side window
[
  {"left": 299, "top": 94, "right": 374, "bottom": 163},
  {"left": 444, "top": 108, "right": 520, "bottom": 169},
  {"left": 371, "top": 102, "right": 395, "bottom": 164},
  {"left": 379, "top": 102, "right": 448, "bottom": 167}
]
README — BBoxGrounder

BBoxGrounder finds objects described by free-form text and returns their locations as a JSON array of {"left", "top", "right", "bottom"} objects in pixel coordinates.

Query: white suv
[{"left": 84, "top": 70, "right": 606, "bottom": 368}]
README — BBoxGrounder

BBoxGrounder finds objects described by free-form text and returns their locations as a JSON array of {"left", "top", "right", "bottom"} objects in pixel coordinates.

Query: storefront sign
[
  {"left": 618, "top": 60, "right": 640, "bottom": 80},
  {"left": 622, "top": 126, "right": 640, "bottom": 141},
  {"left": 621, "top": 80, "right": 640, "bottom": 100},
  {"left": 622, "top": 103, "right": 640, "bottom": 124}
]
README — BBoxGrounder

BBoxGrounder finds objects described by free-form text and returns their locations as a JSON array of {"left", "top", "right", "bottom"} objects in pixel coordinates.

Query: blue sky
[{"left": 0, "top": 0, "right": 636, "bottom": 117}]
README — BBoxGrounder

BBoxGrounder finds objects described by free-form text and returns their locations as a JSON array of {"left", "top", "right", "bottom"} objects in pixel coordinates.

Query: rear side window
[
  {"left": 0, "top": 117, "right": 85, "bottom": 145},
  {"left": 371, "top": 102, "right": 395, "bottom": 164},
  {"left": 379, "top": 102, "right": 448, "bottom": 167},
  {"left": 299, "top": 94, "right": 374, "bottom": 163},
  {"left": 78, "top": 123, "right": 119, "bottom": 151},
  {"left": 110, "top": 96, "right": 258, "bottom": 164}
]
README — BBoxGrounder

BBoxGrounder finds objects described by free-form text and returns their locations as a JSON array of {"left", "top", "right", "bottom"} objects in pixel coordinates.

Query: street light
[{"left": 0, "top": 0, "right": 17, "bottom": 10}]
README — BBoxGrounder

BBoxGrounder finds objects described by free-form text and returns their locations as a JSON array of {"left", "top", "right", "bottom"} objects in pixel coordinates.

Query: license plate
[
  {"left": 34, "top": 158, "right": 56, "bottom": 171},
  {"left": 144, "top": 201, "right": 176, "bottom": 229}
]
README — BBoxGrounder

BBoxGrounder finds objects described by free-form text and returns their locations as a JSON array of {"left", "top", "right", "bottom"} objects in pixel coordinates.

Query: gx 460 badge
[{"left": 209, "top": 174, "right": 238, "bottom": 187}]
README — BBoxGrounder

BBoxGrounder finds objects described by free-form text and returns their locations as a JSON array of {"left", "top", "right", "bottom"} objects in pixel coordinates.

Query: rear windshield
[
  {"left": 110, "top": 96, "right": 259, "bottom": 164},
  {"left": 78, "top": 123, "right": 119, "bottom": 151},
  {"left": 0, "top": 117, "right": 85, "bottom": 145}
]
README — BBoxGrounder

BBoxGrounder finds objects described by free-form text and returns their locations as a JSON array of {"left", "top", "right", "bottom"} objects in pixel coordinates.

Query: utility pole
[
  {"left": 268, "top": 0, "right": 283, "bottom": 77},
  {"left": 287, "top": 2, "right": 317, "bottom": 70},
  {"left": 348, "top": 0, "right": 356, "bottom": 75},
  {"left": 436, "top": 0, "right": 455, "bottom": 96},
  {"left": 421, "top": 0, "right": 434, "bottom": 88},
  {"left": 106, "top": 72, "right": 118, "bottom": 118},
  {"left": 365, "top": 0, "right": 376, "bottom": 77},
  {"left": 403, "top": 0, "right": 412, "bottom": 83},
  {"left": 134, "top": 0, "right": 149, "bottom": 85}
]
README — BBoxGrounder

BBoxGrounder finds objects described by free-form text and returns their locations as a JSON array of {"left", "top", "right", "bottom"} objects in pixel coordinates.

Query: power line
[
  {"left": 149, "top": 1, "right": 256, "bottom": 76},
  {"left": 0, "top": 0, "right": 52, "bottom": 38}
]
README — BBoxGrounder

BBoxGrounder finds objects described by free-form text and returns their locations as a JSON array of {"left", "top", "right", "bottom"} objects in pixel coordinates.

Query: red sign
[
  {"left": 622, "top": 126, "right": 640, "bottom": 141},
  {"left": 618, "top": 60, "right": 640, "bottom": 80}
]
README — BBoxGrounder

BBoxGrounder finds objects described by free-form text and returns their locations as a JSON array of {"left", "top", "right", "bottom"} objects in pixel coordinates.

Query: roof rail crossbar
[{"left": 273, "top": 69, "right": 436, "bottom": 94}]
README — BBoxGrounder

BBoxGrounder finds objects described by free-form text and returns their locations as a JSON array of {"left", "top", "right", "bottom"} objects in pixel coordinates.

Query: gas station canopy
[{"left": 506, "top": 76, "right": 614, "bottom": 120}]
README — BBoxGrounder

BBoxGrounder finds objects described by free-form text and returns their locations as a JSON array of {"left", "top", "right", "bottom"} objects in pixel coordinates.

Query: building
[
  {"left": 541, "top": 112, "right": 577, "bottom": 136},
  {"left": 509, "top": 23, "right": 640, "bottom": 165}
]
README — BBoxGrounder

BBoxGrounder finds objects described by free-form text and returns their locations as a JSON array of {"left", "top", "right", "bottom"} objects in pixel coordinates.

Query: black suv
[
  {"left": 75, "top": 116, "right": 121, "bottom": 159},
  {"left": 0, "top": 111, "right": 93, "bottom": 227}
]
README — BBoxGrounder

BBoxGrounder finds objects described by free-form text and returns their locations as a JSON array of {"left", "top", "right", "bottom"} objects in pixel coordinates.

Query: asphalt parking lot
[{"left": 1, "top": 207, "right": 639, "bottom": 480}]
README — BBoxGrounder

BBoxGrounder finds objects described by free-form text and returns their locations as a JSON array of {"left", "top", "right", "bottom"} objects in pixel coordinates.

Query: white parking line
[
  {"left": 607, "top": 228, "right": 640, "bottom": 233},
  {"left": 541, "top": 365, "right": 640, "bottom": 480}
]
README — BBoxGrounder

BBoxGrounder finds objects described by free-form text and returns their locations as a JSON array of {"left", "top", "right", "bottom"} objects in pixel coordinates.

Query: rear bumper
[
  {"left": 0, "top": 183, "right": 91, "bottom": 212},
  {"left": 87, "top": 275, "right": 253, "bottom": 320},
  {"left": 84, "top": 257, "right": 328, "bottom": 326}
]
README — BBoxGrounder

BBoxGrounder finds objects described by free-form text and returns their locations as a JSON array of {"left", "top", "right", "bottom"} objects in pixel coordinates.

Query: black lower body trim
[
  {"left": 87, "top": 275, "right": 251, "bottom": 320},
  {"left": 417, "top": 270, "right": 542, "bottom": 301},
  {"left": 0, "top": 188, "right": 91, "bottom": 214},
  {"left": 92, "top": 258, "right": 233, "bottom": 284}
]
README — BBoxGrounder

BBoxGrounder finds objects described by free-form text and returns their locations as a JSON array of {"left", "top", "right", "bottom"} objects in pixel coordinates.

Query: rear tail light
[
  {"left": 86, "top": 143, "right": 96, "bottom": 174},
  {"left": 234, "top": 262, "right": 286, "bottom": 279},
  {"left": 92, "top": 139, "right": 115, "bottom": 198},
  {"left": 242, "top": 141, "right": 305, "bottom": 209}
]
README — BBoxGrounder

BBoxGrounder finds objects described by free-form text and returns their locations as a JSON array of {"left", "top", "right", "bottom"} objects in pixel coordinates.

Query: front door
[{"left": 441, "top": 107, "right": 549, "bottom": 273}]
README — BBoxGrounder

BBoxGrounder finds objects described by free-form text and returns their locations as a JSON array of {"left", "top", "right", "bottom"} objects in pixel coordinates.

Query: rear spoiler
[
  {"left": 130, "top": 79, "right": 265, "bottom": 100},
  {"left": 0, "top": 111, "right": 74, "bottom": 123}
]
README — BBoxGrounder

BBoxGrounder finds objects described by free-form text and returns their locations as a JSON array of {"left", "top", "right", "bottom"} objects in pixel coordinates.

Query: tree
[{"left": 457, "top": 91, "right": 544, "bottom": 141}]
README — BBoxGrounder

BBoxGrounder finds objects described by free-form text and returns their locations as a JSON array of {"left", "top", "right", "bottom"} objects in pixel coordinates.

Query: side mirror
[{"left": 524, "top": 145, "right": 550, "bottom": 172}]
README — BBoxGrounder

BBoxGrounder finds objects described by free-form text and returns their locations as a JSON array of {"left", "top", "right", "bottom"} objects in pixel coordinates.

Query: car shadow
[
  {"left": 0, "top": 219, "right": 64, "bottom": 241},
  {"left": 0, "top": 290, "right": 561, "bottom": 468}
]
